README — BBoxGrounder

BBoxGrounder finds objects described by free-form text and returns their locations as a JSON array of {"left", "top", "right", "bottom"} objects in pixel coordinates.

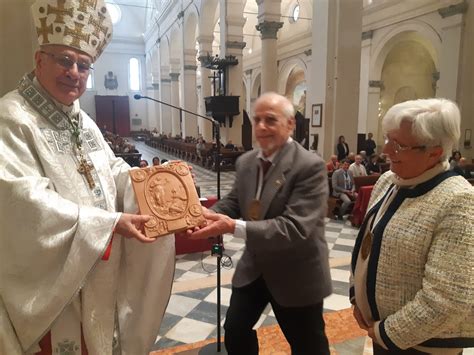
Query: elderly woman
[{"left": 350, "top": 98, "right": 474, "bottom": 354}]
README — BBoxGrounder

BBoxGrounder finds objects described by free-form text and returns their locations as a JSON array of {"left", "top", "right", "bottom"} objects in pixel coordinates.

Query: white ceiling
[{"left": 108, "top": 0, "right": 151, "bottom": 39}]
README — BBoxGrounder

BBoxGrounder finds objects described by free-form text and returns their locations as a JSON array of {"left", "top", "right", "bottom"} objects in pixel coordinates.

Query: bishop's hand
[{"left": 115, "top": 213, "right": 156, "bottom": 243}]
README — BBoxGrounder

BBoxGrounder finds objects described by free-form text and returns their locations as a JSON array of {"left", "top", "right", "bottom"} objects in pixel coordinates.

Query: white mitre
[{"left": 31, "top": 0, "right": 113, "bottom": 62}]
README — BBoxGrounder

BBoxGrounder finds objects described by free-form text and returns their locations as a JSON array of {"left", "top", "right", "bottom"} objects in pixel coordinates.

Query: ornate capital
[
  {"left": 152, "top": 83, "right": 159, "bottom": 90},
  {"left": 369, "top": 80, "right": 384, "bottom": 89},
  {"left": 256, "top": 21, "right": 283, "bottom": 39},
  {"left": 362, "top": 30, "right": 374, "bottom": 40},
  {"left": 438, "top": 1, "right": 468, "bottom": 18},
  {"left": 226, "top": 41, "right": 246, "bottom": 50},
  {"left": 245, "top": 69, "right": 252, "bottom": 76},
  {"left": 160, "top": 78, "right": 171, "bottom": 83},
  {"left": 169, "top": 73, "right": 180, "bottom": 81},
  {"left": 304, "top": 49, "right": 312, "bottom": 56}
]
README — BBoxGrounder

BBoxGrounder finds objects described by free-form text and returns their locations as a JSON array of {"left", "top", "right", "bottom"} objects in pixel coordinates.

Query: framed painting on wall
[{"left": 311, "top": 104, "right": 322, "bottom": 127}]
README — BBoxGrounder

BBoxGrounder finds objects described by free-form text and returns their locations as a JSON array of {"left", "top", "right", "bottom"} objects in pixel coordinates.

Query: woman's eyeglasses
[
  {"left": 40, "top": 51, "right": 93, "bottom": 73},
  {"left": 383, "top": 136, "right": 426, "bottom": 154}
]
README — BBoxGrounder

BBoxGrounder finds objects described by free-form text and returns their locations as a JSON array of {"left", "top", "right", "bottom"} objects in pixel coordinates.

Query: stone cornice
[
  {"left": 256, "top": 21, "right": 283, "bottom": 39},
  {"left": 226, "top": 41, "right": 247, "bottom": 50},
  {"left": 369, "top": 80, "right": 384, "bottom": 89},
  {"left": 438, "top": 1, "right": 468, "bottom": 18},
  {"left": 184, "top": 64, "right": 197, "bottom": 71},
  {"left": 362, "top": 30, "right": 374, "bottom": 40}
]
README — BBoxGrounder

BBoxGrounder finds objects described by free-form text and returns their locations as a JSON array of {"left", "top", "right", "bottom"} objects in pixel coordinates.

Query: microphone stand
[{"left": 134, "top": 95, "right": 226, "bottom": 354}]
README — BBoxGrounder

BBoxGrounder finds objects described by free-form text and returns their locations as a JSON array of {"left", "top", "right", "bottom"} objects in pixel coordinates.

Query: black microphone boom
[{"left": 133, "top": 94, "right": 142, "bottom": 100}]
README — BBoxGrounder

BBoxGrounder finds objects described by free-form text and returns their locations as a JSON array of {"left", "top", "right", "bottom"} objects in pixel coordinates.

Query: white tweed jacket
[{"left": 351, "top": 170, "right": 474, "bottom": 351}]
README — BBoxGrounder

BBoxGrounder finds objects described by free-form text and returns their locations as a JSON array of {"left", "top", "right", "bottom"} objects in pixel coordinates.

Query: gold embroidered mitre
[{"left": 31, "top": 0, "right": 113, "bottom": 62}]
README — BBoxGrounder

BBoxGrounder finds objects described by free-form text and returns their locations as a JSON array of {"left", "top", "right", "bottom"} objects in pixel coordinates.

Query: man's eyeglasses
[
  {"left": 383, "top": 135, "right": 426, "bottom": 154},
  {"left": 40, "top": 51, "right": 93, "bottom": 72}
]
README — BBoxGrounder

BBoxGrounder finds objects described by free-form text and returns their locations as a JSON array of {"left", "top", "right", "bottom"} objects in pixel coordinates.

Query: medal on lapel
[
  {"left": 248, "top": 199, "right": 262, "bottom": 221},
  {"left": 361, "top": 230, "right": 373, "bottom": 260}
]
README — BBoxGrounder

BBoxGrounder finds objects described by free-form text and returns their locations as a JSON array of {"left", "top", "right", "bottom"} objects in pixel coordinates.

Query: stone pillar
[
  {"left": 255, "top": 21, "right": 283, "bottom": 93},
  {"left": 182, "top": 61, "right": 199, "bottom": 137},
  {"left": 358, "top": 31, "right": 373, "bottom": 135},
  {"left": 308, "top": 0, "right": 362, "bottom": 159},
  {"left": 437, "top": 4, "right": 466, "bottom": 100},
  {"left": 367, "top": 84, "right": 382, "bottom": 150},
  {"left": 170, "top": 72, "right": 181, "bottom": 136},
  {"left": 245, "top": 69, "right": 252, "bottom": 114},
  {"left": 197, "top": 35, "right": 214, "bottom": 141},
  {"left": 159, "top": 77, "right": 172, "bottom": 135}
]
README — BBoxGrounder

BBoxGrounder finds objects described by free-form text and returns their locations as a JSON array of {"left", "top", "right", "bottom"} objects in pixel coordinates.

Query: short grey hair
[
  {"left": 255, "top": 92, "right": 295, "bottom": 120},
  {"left": 382, "top": 98, "right": 460, "bottom": 161}
]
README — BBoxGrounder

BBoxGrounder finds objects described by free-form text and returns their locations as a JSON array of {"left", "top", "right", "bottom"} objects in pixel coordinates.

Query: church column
[
  {"left": 245, "top": 69, "right": 252, "bottom": 114},
  {"left": 437, "top": 3, "right": 467, "bottom": 100},
  {"left": 159, "top": 75, "right": 172, "bottom": 135},
  {"left": 197, "top": 35, "right": 214, "bottom": 141},
  {"left": 182, "top": 50, "right": 198, "bottom": 138},
  {"left": 358, "top": 31, "right": 373, "bottom": 136},
  {"left": 220, "top": 0, "right": 246, "bottom": 145},
  {"left": 367, "top": 82, "right": 383, "bottom": 150},
  {"left": 256, "top": 0, "right": 283, "bottom": 93},
  {"left": 308, "top": 0, "right": 362, "bottom": 159},
  {"left": 169, "top": 72, "right": 181, "bottom": 136}
]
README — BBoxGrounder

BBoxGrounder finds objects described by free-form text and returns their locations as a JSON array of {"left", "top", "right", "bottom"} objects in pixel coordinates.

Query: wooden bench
[{"left": 354, "top": 174, "right": 380, "bottom": 192}]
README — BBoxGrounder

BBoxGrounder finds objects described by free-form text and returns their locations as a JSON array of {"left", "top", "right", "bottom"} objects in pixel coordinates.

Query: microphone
[{"left": 133, "top": 94, "right": 142, "bottom": 100}]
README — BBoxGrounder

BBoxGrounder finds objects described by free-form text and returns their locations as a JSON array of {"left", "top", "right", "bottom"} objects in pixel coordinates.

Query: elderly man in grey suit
[
  {"left": 331, "top": 159, "right": 358, "bottom": 219},
  {"left": 188, "top": 92, "right": 332, "bottom": 354}
]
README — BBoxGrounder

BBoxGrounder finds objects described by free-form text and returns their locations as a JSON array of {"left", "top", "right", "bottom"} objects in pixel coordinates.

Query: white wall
[{"left": 79, "top": 37, "right": 148, "bottom": 131}]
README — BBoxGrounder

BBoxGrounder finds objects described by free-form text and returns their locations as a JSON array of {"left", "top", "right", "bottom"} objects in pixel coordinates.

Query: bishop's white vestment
[{"left": 0, "top": 73, "right": 175, "bottom": 354}]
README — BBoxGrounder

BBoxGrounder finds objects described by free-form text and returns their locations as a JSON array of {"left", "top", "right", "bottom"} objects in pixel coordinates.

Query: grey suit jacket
[
  {"left": 212, "top": 141, "right": 332, "bottom": 307},
  {"left": 331, "top": 168, "right": 355, "bottom": 197}
]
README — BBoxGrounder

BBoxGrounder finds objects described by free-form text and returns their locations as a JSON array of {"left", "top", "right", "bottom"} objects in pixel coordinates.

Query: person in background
[
  {"left": 225, "top": 140, "right": 236, "bottom": 150},
  {"left": 453, "top": 157, "right": 471, "bottom": 179},
  {"left": 0, "top": 1, "right": 175, "bottom": 354},
  {"left": 350, "top": 98, "right": 474, "bottom": 354},
  {"left": 366, "top": 154, "right": 381, "bottom": 175},
  {"left": 332, "top": 159, "right": 357, "bottom": 219},
  {"left": 365, "top": 132, "right": 377, "bottom": 156},
  {"left": 336, "top": 135, "right": 350, "bottom": 161},
  {"left": 449, "top": 150, "right": 462, "bottom": 169},
  {"left": 349, "top": 155, "right": 368, "bottom": 177},
  {"left": 185, "top": 92, "right": 332, "bottom": 355},
  {"left": 161, "top": 158, "right": 169, "bottom": 164},
  {"left": 326, "top": 154, "right": 340, "bottom": 173},
  {"left": 152, "top": 156, "right": 161, "bottom": 166},
  {"left": 139, "top": 159, "right": 149, "bottom": 168}
]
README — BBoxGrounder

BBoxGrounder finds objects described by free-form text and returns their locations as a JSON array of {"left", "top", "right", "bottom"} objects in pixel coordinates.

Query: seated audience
[
  {"left": 224, "top": 140, "right": 236, "bottom": 150},
  {"left": 453, "top": 157, "right": 471, "bottom": 179},
  {"left": 366, "top": 154, "right": 381, "bottom": 175},
  {"left": 161, "top": 159, "right": 169, "bottom": 164},
  {"left": 326, "top": 154, "right": 340, "bottom": 173},
  {"left": 152, "top": 156, "right": 160, "bottom": 166},
  {"left": 347, "top": 152, "right": 356, "bottom": 164},
  {"left": 349, "top": 155, "right": 368, "bottom": 177},
  {"left": 332, "top": 159, "right": 357, "bottom": 219},
  {"left": 449, "top": 150, "right": 462, "bottom": 169},
  {"left": 139, "top": 159, "right": 149, "bottom": 168}
]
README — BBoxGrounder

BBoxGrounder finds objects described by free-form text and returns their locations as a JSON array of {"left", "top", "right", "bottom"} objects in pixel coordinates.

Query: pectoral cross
[{"left": 78, "top": 159, "right": 95, "bottom": 189}]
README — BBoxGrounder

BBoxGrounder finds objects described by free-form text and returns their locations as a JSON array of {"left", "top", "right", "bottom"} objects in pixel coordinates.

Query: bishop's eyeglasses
[
  {"left": 40, "top": 51, "right": 93, "bottom": 73},
  {"left": 383, "top": 135, "right": 427, "bottom": 155}
]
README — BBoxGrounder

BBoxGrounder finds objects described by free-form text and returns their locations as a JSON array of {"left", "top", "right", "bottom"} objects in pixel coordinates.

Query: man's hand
[
  {"left": 353, "top": 304, "right": 370, "bottom": 330},
  {"left": 187, "top": 210, "right": 235, "bottom": 240},
  {"left": 115, "top": 213, "right": 156, "bottom": 243}
]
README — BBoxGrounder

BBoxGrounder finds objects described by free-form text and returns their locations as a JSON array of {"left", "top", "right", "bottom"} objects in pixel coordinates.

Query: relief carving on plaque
[{"left": 129, "top": 161, "right": 205, "bottom": 238}]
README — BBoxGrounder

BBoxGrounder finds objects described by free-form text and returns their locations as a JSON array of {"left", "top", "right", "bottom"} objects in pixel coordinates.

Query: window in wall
[
  {"left": 106, "top": 1, "right": 122, "bottom": 25},
  {"left": 289, "top": 3, "right": 300, "bottom": 23},
  {"left": 86, "top": 71, "right": 94, "bottom": 90},
  {"left": 129, "top": 57, "right": 140, "bottom": 91}
]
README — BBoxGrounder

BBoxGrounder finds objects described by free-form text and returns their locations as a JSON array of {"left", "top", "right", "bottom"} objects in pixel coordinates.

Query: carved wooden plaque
[{"left": 129, "top": 161, "right": 205, "bottom": 238}]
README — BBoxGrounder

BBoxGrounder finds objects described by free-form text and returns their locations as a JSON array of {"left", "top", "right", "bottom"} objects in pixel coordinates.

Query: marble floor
[{"left": 132, "top": 141, "right": 474, "bottom": 355}]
